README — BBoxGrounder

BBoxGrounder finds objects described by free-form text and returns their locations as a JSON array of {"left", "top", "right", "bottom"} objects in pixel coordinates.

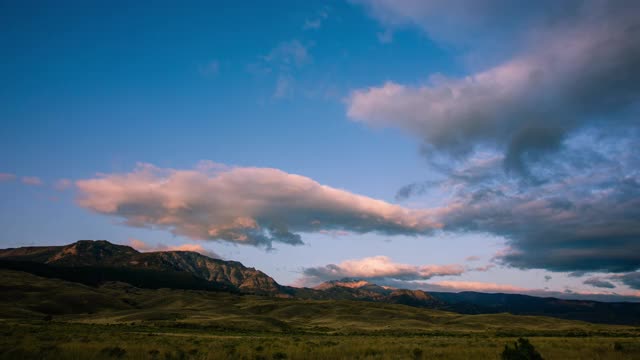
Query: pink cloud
[
  {"left": 469, "top": 264, "right": 496, "bottom": 272},
  {"left": 54, "top": 178, "right": 73, "bottom": 191},
  {"left": 76, "top": 162, "right": 443, "bottom": 247},
  {"left": 301, "top": 255, "right": 465, "bottom": 286},
  {"left": 21, "top": 176, "right": 43, "bottom": 186},
  {"left": 430, "top": 280, "right": 527, "bottom": 293},
  {"left": 0, "top": 173, "right": 16, "bottom": 182}
]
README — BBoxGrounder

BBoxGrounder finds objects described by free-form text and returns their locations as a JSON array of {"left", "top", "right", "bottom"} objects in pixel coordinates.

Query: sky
[{"left": 1, "top": 0, "right": 639, "bottom": 302}]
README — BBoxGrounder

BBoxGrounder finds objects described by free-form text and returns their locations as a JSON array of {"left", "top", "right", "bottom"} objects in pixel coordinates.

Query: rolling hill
[{"left": 2, "top": 240, "right": 640, "bottom": 325}]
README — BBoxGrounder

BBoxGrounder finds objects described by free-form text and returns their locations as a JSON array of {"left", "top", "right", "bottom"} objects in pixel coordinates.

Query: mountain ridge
[
  {"left": 2, "top": 240, "right": 640, "bottom": 325},
  {"left": 0, "top": 240, "right": 281, "bottom": 295}
]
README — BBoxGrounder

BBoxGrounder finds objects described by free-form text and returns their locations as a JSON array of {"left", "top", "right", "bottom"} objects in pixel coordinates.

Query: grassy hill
[{"left": 1, "top": 269, "right": 640, "bottom": 359}]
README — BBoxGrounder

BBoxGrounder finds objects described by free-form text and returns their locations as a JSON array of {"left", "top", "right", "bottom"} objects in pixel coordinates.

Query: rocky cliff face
[{"left": 0, "top": 240, "right": 281, "bottom": 295}]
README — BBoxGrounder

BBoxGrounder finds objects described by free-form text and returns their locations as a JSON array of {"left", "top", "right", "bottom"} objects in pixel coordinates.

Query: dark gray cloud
[
  {"left": 583, "top": 277, "right": 616, "bottom": 289},
  {"left": 349, "top": 1, "right": 640, "bottom": 275},
  {"left": 609, "top": 272, "right": 640, "bottom": 290},
  {"left": 437, "top": 137, "right": 640, "bottom": 273}
]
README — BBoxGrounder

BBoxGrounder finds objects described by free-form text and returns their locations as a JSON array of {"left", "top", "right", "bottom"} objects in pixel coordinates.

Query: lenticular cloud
[{"left": 76, "top": 162, "right": 442, "bottom": 247}]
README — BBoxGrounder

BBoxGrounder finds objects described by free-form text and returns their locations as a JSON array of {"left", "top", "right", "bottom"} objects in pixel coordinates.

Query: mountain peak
[{"left": 0, "top": 240, "right": 281, "bottom": 295}]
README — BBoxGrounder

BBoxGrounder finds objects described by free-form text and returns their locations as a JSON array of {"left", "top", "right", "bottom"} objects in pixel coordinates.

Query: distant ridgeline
[{"left": 1, "top": 240, "right": 639, "bottom": 325}]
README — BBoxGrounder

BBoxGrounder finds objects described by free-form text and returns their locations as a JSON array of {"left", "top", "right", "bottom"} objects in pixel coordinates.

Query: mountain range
[{"left": 1, "top": 240, "right": 639, "bottom": 325}]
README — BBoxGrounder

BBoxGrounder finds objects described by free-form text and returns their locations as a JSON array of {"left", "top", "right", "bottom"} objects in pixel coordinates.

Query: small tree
[{"left": 501, "top": 338, "right": 544, "bottom": 360}]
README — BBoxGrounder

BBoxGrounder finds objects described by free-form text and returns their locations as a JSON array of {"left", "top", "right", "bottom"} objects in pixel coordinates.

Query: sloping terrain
[
  {"left": 2, "top": 269, "right": 640, "bottom": 360},
  {"left": 2, "top": 240, "right": 640, "bottom": 325},
  {"left": 0, "top": 240, "right": 280, "bottom": 294},
  {"left": 0, "top": 269, "right": 633, "bottom": 336}
]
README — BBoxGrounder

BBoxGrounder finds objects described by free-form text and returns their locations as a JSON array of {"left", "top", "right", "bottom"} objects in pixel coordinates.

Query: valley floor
[
  {"left": 1, "top": 270, "right": 640, "bottom": 359},
  {"left": 2, "top": 321, "right": 640, "bottom": 360}
]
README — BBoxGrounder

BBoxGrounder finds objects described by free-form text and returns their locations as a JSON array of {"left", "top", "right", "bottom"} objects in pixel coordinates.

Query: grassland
[{"left": 1, "top": 270, "right": 640, "bottom": 359}]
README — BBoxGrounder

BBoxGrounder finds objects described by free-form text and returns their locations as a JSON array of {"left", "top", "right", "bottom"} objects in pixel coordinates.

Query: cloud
[
  {"left": 76, "top": 162, "right": 442, "bottom": 248},
  {"left": 346, "top": 1, "right": 640, "bottom": 276},
  {"left": 469, "top": 264, "right": 495, "bottom": 272},
  {"left": 608, "top": 272, "right": 640, "bottom": 290},
  {"left": 464, "top": 255, "right": 480, "bottom": 262},
  {"left": 382, "top": 278, "right": 640, "bottom": 302},
  {"left": 54, "top": 178, "right": 73, "bottom": 191},
  {"left": 436, "top": 138, "right": 640, "bottom": 273},
  {"left": 347, "top": 2, "right": 639, "bottom": 175},
  {"left": 300, "top": 255, "right": 465, "bottom": 286},
  {"left": 377, "top": 29, "right": 393, "bottom": 44},
  {"left": 263, "top": 40, "right": 311, "bottom": 69},
  {"left": 128, "top": 238, "right": 220, "bottom": 259},
  {"left": 583, "top": 277, "right": 616, "bottom": 289},
  {"left": 0, "top": 173, "right": 16, "bottom": 182},
  {"left": 427, "top": 280, "right": 527, "bottom": 293},
  {"left": 199, "top": 60, "right": 219, "bottom": 76},
  {"left": 251, "top": 40, "right": 312, "bottom": 99},
  {"left": 303, "top": 8, "right": 328, "bottom": 30},
  {"left": 273, "top": 74, "right": 294, "bottom": 99},
  {"left": 21, "top": 176, "right": 43, "bottom": 186}
]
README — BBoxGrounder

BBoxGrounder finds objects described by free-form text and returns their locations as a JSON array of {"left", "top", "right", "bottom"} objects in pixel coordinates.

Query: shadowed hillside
[
  {"left": 2, "top": 269, "right": 640, "bottom": 360},
  {"left": 2, "top": 240, "right": 640, "bottom": 326}
]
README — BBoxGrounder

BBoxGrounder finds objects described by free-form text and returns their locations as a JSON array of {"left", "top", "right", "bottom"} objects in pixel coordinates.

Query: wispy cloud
[
  {"left": 377, "top": 29, "right": 393, "bottom": 44},
  {"left": 583, "top": 277, "right": 616, "bottom": 289},
  {"left": 250, "top": 40, "right": 312, "bottom": 99},
  {"left": 303, "top": 8, "right": 329, "bottom": 30},
  {"left": 76, "top": 162, "right": 443, "bottom": 248},
  {"left": 54, "top": 178, "right": 73, "bottom": 191},
  {"left": 0, "top": 173, "right": 16, "bottom": 182},
  {"left": 199, "top": 60, "right": 219, "bottom": 76},
  {"left": 427, "top": 280, "right": 527, "bottom": 293},
  {"left": 21, "top": 176, "right": 43, "bottom": 186},
  {"left": 263, "top": 40, "right": 311, "bottom": 68}
]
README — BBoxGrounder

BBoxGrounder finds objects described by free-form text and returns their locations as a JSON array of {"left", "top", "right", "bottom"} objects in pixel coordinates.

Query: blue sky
[{"left": 2, "top": 1, "right": 639, "bottom": 301}]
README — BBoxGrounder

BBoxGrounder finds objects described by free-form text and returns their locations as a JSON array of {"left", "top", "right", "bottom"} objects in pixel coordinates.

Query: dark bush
[
  {"left": 501, "top": 338, "right": 544, "bottom": 360},
  {"left": 100, "top": 346, "right": 127, "bottom": 358},
  {"left": 412, "top": 347, "right": 424, "bottom": 360},
  {"left": 272, "top": 352, "right": 288, "bottom": 359}
]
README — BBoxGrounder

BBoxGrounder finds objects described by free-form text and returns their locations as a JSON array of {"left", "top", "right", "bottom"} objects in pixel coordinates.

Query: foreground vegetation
[{"left": 1, "top": 270, "right": 640, "bottom": 359}]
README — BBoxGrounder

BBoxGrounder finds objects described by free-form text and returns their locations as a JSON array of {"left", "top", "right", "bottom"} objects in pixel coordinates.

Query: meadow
[{"left": 1, "top": 270, "right": 640, "bottom": 359}]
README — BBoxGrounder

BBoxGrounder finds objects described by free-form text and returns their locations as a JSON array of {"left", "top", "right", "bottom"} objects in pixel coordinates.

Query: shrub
[
  {"left": 412, "top": 347, "right": 424, "bottom": 360},
  {"left": 100, "top": 346, "right": 127, "bottom": 358},
  {"left": 272, "top": 352, "right": 288, "bottom": 359},
  {"left": 501, "top": 338, "right": 544, "bottom": 360}
]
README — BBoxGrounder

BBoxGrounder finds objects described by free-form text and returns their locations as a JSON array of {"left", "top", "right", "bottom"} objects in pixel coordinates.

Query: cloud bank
[
  {"left": 21, "top": 176, "right": 43, "bottom": 186},
  {"left": 76, "top": 162, "right": 442, "bottom": 248},
  {"left": 347, "top": 1, "right": 640, "bottom": 275},
  {"left": 301, "top": 256, "right": 464, "bottom": 286},
  {"left": 348, "top": 2, "right": 640, "bottom": 172}
]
